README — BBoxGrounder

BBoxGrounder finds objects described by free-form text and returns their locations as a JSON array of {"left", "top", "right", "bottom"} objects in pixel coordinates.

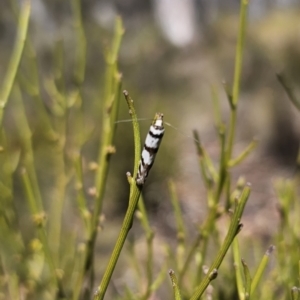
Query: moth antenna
[
  {"left": 116, "top": 118, "right": 201, "bottom": 145},
  {"left": 164, "top": 121, "right": 201, "bottom": 145},
  {"left": 114, "top": 118, "right": 152, "bottom": 124}
]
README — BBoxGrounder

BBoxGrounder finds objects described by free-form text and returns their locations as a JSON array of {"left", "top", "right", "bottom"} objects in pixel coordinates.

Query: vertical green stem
[
  {"left": 91, "top": 18, "right": 124, "bottom": 233},
  {"left": 226, "top": 0, "right": 248, "bottom": 160},
  {"left": 71, "top": 0, "right": 87, "bottom": 85},
  {"left": 190, "top": 186, "right": 250, "bottom": 300},
  {"left": 0, "top": 0, "right": 31, "bottom": 126},
  {"left": 93, "top": 91, "right": 142, "bottom": 300},
  {"left": 78, "top": 18, "right": 124, "bottom": 299},
  {"left": 94, "top": 187, "right": 142, "bottom": 300},
  {"left": 233, "top": 238, "right": 245, "bottom": 300},
  {"left": 137, "top": 195, "right": 154, "bottom": 300}
]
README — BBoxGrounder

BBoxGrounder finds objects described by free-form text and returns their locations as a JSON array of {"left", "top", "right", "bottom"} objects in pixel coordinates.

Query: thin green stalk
[
  {"left": 168, "top": 180, "right": 186, "bottom": 273},
  {"left": 211, "top": 85, "right": 222, "bottom": 128},
  {"left": 226, "top": 0, "right": 248, "bottom": 160},
  {"left": 214, "top": 124, "right": 227, "bottom": 204},
  {"left": 72, "top": 244, "right": 88, "bottom": 300},
  {"left": 12, "top": 86, "right": 44, "bottom": 211},
  {"left": 228, "top": 139, "right": 258, "bottom": 167},
  {"left": 277, "top": 72, "right": 300, "bottom": 111},
  {"left": 193, "top": 209, "right": 217, "bottom": 286},
  {"left": 168, "top": 180, "right": 185, "bottom": 238},
  {"left": 12, "top": 86, "right": 64, "bottom": 296},
  {"left": 143, "top": 233, "right": 154, "bottom": 299},
  {"left": 89, "top": 73, "right": 122, "bottom": 233},
  {"left": 91, "top": 18, "right": 124, "bottom": 232},
  {"left": 251, "top": 245, "right": 275, "bottom": 295},
  {"left": 10, "top": 0, "right": 55, "bottom": 140},
  {"left": 193, "top": 130, "right": 218, "bottom": 183},
  {"left": 124, "top": 286, "right": 138, "bottom": 300},
  {"left": 178, "top": 232, "right": 202, "bottom": 286},
  {"left": 137, "top": 195, "right": 152, "bottom": 235},
  {"left": 291, "top": 287, "right": 300, "bottom": 300},
  {"left": 47, "top": 143, "right": 67, "bottom": 266},
  {"left": 71, "top": 0, "right": 87, "bottom": 85},
  {"left": 127, "top": 239, "right": 142, "bottom": 280},
  {"left": 93, "top": 90, "right": 142, "bottom": 300},
  {"left": 44, "top": 77, "right": 67, "bottom": 116},
  {"left": 21, "top": 64, "right": 66, "bottom": 265},
  {"left": 226, "top": 109, "right": 237, "bottom": 164},
  {"left": 169, "top": 269, "right": 182, "bottom": 300},
  {"left": 242, "top": 259, "right": 251, "bottom": 299},
  {"left": 18, "top": 66, "right": 56, "bottom": 140},
  {"left": 81, "top": 18, "right": 123, "bottom": 293},
  {"left": 123, "top": 91, "right": 141, "bottom": 180},
  {"left": 20, "top": 168, "right": 64, "bottom": 296},
  {"left": 233, "top": 238, "right": 245, "bottom": 299},
  {"left": 74, "top": 155, "right": 91, "bottom": 235},
  {"left": 168, "top": 180, "right": 186, "bottom": 242},
  {"left": 0, "top": 0, "right": 31, "bottom": 126},
  {"left": 192, "top": 125, "right": 227, "bottom": 285},
  {"left": 45, "top": 80, "right": 67, "bottom": 266},
  {"left": 137, "top": 195, "right": 155, "bottom": 300},
  {"left": 231, "top": 0, "right": 248, "bottom": 107},
  {"left": 0, "top": 254, "right": 20, "bottom": 300},
  {"left": 190, "top": 185, "right": 250, "bottom": 300},
  {"left": 53, "top": 37, "right": 66, "bottom": 94},
  {"left": 150, "top": 261, "right": 168, "bottom": 292},
  {"left": 0, "top": 156, "right": 24, "bottom": 300}
]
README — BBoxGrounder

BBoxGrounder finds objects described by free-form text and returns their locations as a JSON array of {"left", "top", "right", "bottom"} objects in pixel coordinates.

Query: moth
[{"left": 136, "top": 112, "right": 165, "bottom": 186}]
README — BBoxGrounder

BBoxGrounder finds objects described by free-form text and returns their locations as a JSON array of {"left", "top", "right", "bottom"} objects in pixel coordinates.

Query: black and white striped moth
[{"left": 136, "top": 112, "right": 165, "bottom": 186}]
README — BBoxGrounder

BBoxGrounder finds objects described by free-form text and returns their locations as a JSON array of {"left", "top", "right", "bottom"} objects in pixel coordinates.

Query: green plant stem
[
  {"left": 137, "top": 195, "right": 154, "bottom": 300},
  {"left": 94, "top": 187, "right": 141, "bottom": 300},
  {"left": 226, "top": 0, "right": 248, "bottom": 160},
  {"left": 193, "top": 125, "right": 226, "bottom": 285},
  {"left": 211, "top": 85, "right": 222, "bottom": 128},
  {"left": 228, "top": 139, "right": 258, "bottom": 167},
  {"left": 231, "top": 0, "right": 248, "bottom": 107},
  {"left": 17, "top": 51, "right": 56, "bottom": 139},
  {"left": 0, "top": 254, "right": 20, "bottom": 300},
  {"left": 74, "top": 155, "right": 91, "bottom": 234},
  {"left": 79, "top": 19, "right": 123, "bottom": 298},
  {"left": 277, "top": 72, "right": 300, "bottom": 112},
  {"left": 242, "top": 259, "right": 251, "bottom": 299},
  {"left": 190, "top": 185, "right": 250, "bottom": 300},
  {"left": 93, "top": 90, "right": 142, "bottom": 300},
  {"left": 71, "top": 0, "right": 87, "bottom": 85},
  {"left": 47, "top": 126, "right": 67, "bottom": 266},
  {"left": 251, "top": 245, "right": 275, "bottom": 295},
  {"left": 9, "top": 0, "right": 55, "bottom": 139},
  {"left": 193, "top": 130, "right": 218, "bottom": 183},
  {"left": 233, "top": 238, "right": 244, "bottom": 299},
  {"left": 178, "top": 232, "right": 202, "bottom": 286},
  {"left": 169, "top": 269, "right": 182, "bottom": 300},
  {"left": 123, "top": 91, "right": 142, "bottom": 180},
  {"left": 215, "top": 124, "right": 227, "bottom": 203},
  {"left": 90, "top": 18, "right": 124, "bottom": 234},
  {"left": 150, "top": 261, "right": 168, "bottom": 292},
  {"left": 168, "top": 179, "right": 186, "bottom": 242},
  {"left": 168, "top": 180, "right": 186, "bottom": 272},
  {"left": 291, "top": 287, "right": 300, "bottom": 300},
  {"left": 193, "top": 205, "right": 217, "bottom": 285},
  {"left": 20, "top": 168, "right": 64, "bottom": 296},
  {"left": 0, "top": 0, "right": 31, "bottom": 126}
]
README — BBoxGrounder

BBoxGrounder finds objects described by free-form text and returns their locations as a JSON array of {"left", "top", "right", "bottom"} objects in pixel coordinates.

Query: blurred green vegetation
[{"left": 0, "top": 1, "right": 300, "bottom": 300}]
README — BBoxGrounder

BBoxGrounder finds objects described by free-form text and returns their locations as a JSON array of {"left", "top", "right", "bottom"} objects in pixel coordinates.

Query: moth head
[{"left": 153, "top": 112, "right": 164, "bottom": 128}]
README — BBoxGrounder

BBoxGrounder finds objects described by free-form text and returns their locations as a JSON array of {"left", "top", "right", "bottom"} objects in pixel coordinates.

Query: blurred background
[{"left": 1, "top": 0, "right": 300, "bottom": 297}]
